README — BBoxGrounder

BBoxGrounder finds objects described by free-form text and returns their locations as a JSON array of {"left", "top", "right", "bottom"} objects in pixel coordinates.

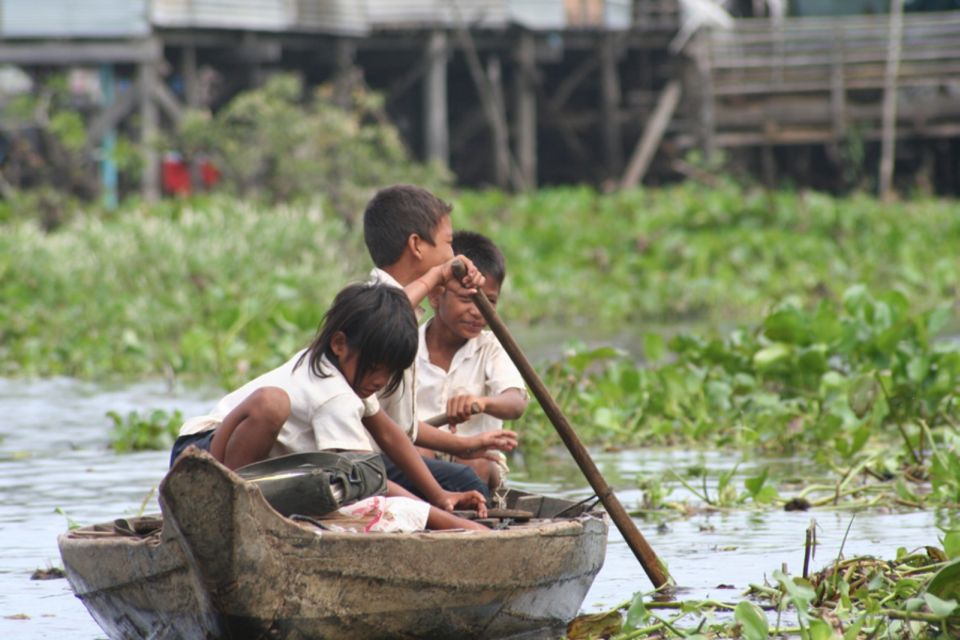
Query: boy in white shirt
[
  {"left": 361, "top": 185, "right": 518, "bottom": 501},
  {"left": 418, "top": 231, "right": 529, "bottom": 490}
]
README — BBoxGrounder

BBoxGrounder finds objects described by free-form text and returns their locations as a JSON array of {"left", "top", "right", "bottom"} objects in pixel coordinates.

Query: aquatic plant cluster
[
  {"left": 530, "top": 286, "right": 960, "bottom": 507},
  {"left": 454, "top": 185, "right": 959, "bottom": 328},
  {"left": 3, "top": 184, "right": 957, "bottom": 385},
  {"left": 570, "top": 541, "right": 960, "bottom": 639}
]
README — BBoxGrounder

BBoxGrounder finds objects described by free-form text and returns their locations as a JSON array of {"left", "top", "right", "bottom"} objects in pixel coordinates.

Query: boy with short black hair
[
  {"left": 360, "top": 185, "right": 518, "bottom": 501},
  {"left": 417, "top": 230, "right": 529, "bottom": 490}
]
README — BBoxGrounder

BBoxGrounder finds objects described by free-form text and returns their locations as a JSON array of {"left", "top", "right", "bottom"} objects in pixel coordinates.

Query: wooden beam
[
  {"left": 384, "top": 50, "right": 431, "bottom": 107},
  {"left": 139, "top": 61, "right": 160, "bottom": 202},
  {"left": 879, "top": 0, "right": 905, "bottom": 201},
  {"left": 829, "top": 25, "right": 847, "bottom": 140},
  {"left": 693, "top": 37, "right": 716, "bottom": 161},
  {"left": 181, "top": 45, "right": 200, "bottom": 108},
  {"left": 513, "top": 31, "right": 537, "bottom": 189},
  {"left": 423, "top": 30, "right": 449, "bottom": 167},
  {"left": 0, "top": 39, "right": 161, "bottom": 65},
  {"left": 152, "top": 81, "right": 185, "bottom": 125},
  {"left": 621, "top": 80, "right": 682, "bottom": 189},
  {"left": 333, "top": 38, "right": 358, "bottom": 109},
  {"left": 599, "top": 35, "right": 623, "bottom": 176},
  {"left": 84, "top": 85, "right": 139, "bottom": 155},
  {"left": 549, "top": 54, "right": 600, "bottom": 114},
  {"left": 450, "top": 107, "right": 486, "bottom": 153},
  {"left": 450, "top": 0, "right": 524, "bottom": 190},
  {"left": 99, "top": 64, "right": 119, "bottom": 210},
  {"left": 486, "top": 55, "right": 509, "bottom": 188}
]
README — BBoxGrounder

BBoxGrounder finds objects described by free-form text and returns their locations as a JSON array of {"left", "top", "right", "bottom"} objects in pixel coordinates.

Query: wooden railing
[{"left": 689, "top": 11, "right": 960, "bottom": 147}]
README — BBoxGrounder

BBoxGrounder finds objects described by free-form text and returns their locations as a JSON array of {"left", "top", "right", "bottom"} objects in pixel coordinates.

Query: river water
[{"left": 0, "top": 378, "right": 945, "bottom": 639}]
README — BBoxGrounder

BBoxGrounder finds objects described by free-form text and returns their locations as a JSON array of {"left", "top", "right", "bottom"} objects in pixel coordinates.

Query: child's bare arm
[
  {"left": 363, "top": 410, "right": 487, "bottom": 514},
  {"left": 447, "top": 388, "right": 528, "bottom": 425},
  {"left": 415, "top": 422, "right": 518, "bottom": 459},
  {"left": 404, "top": 255, "right": 484, "bottom": 307},
  {"left": 427, "top": 506, "right": 487, "bottom": 531}
]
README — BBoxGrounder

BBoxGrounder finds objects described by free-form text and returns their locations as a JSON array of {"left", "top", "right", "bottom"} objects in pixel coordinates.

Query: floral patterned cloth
[{"left": 336, "top": 496, "right": 430, "bottom": 532}]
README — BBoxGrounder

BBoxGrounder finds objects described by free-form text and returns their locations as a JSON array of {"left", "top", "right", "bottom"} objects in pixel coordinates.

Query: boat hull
[{"left": 58, "top": 450, "right": 608, "bottom": 639}]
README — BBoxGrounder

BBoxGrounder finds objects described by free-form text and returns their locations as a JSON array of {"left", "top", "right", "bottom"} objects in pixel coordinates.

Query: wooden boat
[{"left": 58, "top": 448, "right": 608, "bottom": 639}]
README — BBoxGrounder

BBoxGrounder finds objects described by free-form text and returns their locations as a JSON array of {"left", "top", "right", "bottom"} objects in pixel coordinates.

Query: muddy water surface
[{"left": 0, "top": 379, "right": 943, "bottom": 639}]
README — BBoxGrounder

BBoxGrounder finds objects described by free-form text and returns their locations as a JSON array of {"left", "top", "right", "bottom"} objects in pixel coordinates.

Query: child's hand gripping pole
[
  {"left": 423, "top": 402, "right": 481, "bottom": 427},
  {"left": 450, "top": 259, "right": 671, "bottom": 589}
]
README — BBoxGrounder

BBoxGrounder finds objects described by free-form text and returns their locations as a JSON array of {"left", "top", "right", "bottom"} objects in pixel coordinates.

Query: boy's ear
[
  {"left": 407, "top": 233, "right": 423, "bottom": 261},
  {"left": 427, "top": 286, "right": 443, "bottom": 309},
  {"left": 330, "top": 331, "right": 348, "bottom": 358}
]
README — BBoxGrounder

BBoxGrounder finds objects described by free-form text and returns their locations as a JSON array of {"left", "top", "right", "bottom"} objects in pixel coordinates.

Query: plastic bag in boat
[{"left": 235, "top": 452, "right": 387, "bottom": 517}]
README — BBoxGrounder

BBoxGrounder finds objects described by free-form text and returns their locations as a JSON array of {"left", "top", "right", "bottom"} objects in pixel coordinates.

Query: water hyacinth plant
[
  {"left": 524, "top": 286, "right": 960, "bottom": 509},
  {"left": 3, "top": 184, "right": 958, "bottom": 385},
  {"left": 569, "top": 529, "right": 960, "bottom": 639}
]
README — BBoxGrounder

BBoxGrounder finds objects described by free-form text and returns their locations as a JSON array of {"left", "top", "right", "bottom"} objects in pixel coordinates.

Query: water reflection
[{"left": 0, "top": 379, "right": 944, "bottom": 639}]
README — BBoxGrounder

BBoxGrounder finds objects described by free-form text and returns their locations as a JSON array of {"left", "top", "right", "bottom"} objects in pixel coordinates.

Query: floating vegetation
[
  {"left": 524, "top": 285, "right": 959, "bottom": 510},
  {"left": 569, "top": 528, "right": 960, "bottom": 639},
  {"left": 2, "top": 185, "right": 958, "bottom": 386},
  {"left": 107, "top": 409, "right": 183, "bottom": 453},
  {"left": 30, "top": 566, "right": 66, "bottom": 581}
]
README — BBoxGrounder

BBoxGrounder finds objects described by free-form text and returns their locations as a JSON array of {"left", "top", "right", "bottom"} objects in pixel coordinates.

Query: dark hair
[
  {"left": 363, "top": 184, "right": 453, "bottom": 267},
  {"left": 452, "top": 230, "right": 506, "bottom": 286},
  {"left": 296, "top": 284, "right": 417, "bottom": 396}
]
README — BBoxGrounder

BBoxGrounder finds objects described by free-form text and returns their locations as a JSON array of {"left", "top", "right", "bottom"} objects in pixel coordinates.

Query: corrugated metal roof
[{"left": 1, "top": 0, "right": 150, "bottom": 38}]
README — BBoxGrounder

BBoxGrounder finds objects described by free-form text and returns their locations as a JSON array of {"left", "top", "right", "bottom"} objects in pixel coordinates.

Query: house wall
[{"left": 0, "top": 0, "right": 150, "bottom": 37}]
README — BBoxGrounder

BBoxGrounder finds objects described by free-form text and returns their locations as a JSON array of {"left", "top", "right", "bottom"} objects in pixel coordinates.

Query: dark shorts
[
  {"left": 170, "top": 430, "right": 215, "bottom": 468},
  {"left": 380, "top": 453, "right": 491, "bottom": 502}
]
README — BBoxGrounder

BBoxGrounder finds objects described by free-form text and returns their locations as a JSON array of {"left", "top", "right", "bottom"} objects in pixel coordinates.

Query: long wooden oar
[{"left": 453, "top": 261, "right": 670, "bottom": 588}]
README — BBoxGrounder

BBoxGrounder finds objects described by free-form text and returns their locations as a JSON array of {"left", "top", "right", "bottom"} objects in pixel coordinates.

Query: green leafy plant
[
  {"left": 107, "top": 408, "right": 183, "bottom": 453},
  {"left": 174, "top": 73, "right": 450, "bottom": 225}
]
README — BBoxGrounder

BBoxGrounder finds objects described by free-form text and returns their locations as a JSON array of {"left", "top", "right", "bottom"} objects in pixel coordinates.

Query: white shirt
[
  {"left": 179, "top": 351, "right": 380, "bottom": 455},
  {"left": 368, "top": 267, "right": 420, "bottom": 442},
  {"left": 416, "top": 321, "right": 527, "bottom": 438}
]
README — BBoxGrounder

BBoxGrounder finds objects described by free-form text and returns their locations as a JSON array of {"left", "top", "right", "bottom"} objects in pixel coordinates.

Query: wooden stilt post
[
  {"left": 879, "top": 0, "right": 904, "bottom": 201},
  {"left": 761, "top": 138, "right": 776, "bottom": 188},
  {"left": 139, "top": 58, "right": 160, "bottom": 202},
  {"left": 486, "top": 55, "right": 510, "bottom": 188},
  {"left": 423, "top": 30, "right": 449, "bottom": 168},
  {"left": 513, "top": 30, "right": 537, "bottom": 189},
  {"left": 450, "top": 0, "right": 524, "bottom": 190},
  {"left": 599, "top": 34, "right": 623, "bottom": 177},
  {"left": 99, "top": 64, "right": 118, "bottom": 210},
  {"left": 690, "top": 35, "right": 715, "bottom": 163},
  {"left": 334, "top": 37, "right": 357, "bottom": 109},
  {"left": 182, "top": 45, "right": 199, "bottom": 108}
]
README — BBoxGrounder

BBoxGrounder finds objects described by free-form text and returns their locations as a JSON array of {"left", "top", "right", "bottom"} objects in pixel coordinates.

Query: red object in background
[
  {"left": 200, "top": 160, "right": 220, "bottom": 188},
  {"left": 162, "top": 152, "right": 221, "bottom": 196}
]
